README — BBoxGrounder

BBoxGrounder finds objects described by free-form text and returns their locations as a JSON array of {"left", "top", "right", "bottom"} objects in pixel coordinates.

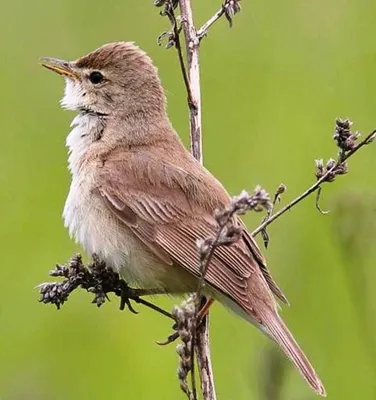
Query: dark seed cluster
[
  {"left": 314, "top": 118, "right": 366, "bottom": 183},
  {"left": 334, "top": 118, "right": 359, "bottom": 154},
  {"left": 154, "top": 0, "right": 178, "bottom": 9},
  {"left": 199, "top": 187, "right": 271, "bottom": 256},
  {"left": 173, "top": 301, "right": 195, "bottom": 399},
  {"left": 224, "top": 0, "right": 241, "bottom": 27},
  {"left": 38, "top": 254, "right": 123, "bottom": 309},
  {"left": 196, "top": 187, "right": 272, "bottom": 288},
  {"left": 315, "top": 157, "right": 348, "bottom": 182}
]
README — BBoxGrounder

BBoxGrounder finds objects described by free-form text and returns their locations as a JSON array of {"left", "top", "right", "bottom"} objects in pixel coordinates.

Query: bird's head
[{"left": 41, "top": 42, "right": 166, "bottom": 118}]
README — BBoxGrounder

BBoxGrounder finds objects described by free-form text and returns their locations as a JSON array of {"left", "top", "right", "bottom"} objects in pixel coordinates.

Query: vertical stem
[
  {"left": 179, "top": 0, "right": 202, "bottom": 163},
  {"left": 195, "top": 313, "right": 216, "bottom": 400},
  {"left": 178, "top": 1, "right": 216, "bottom": 399}
]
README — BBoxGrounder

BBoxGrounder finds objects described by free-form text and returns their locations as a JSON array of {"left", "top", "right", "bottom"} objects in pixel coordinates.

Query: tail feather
[{"left": 260, "top": 310, "right": 327, "bottom": 397}]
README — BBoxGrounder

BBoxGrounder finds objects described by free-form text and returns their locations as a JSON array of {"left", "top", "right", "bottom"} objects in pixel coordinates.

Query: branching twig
[
  {"left": 157, "top": 1, "right": 194, "bottom": 109},
  {"left": 260, "top": 183, "right": 287, "bottom": 248},
  {"left": 197, "top": 0, "right": 241, "bottom": 39},
  {"left": 159, "top": 0, "right": 243, "bottom": 396},
  {"left": 182, "top": 188, "right": 269, "bottom": 399},
  {"left": 38, "top": 254, "right": 174, "bottom": 319},
  {"left": 159, "top": 1, "right": 295, "bottom": 398},
  {"left": 175, "top": 1, "right": 243, "bottom": 397},
  {"left": 172, "top": 118, "right": 374, "bottom": 398},
  {"left": 252, "top": 121, "right": 375, "bottom": 238},
  {"left": 197, "top": 187, "right": 272, "bottom": 298}
]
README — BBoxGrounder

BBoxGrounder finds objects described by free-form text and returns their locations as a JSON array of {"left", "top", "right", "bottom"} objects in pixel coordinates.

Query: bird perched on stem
[{"left": 41, "top": 42, "right": 326, "bottom": 397}]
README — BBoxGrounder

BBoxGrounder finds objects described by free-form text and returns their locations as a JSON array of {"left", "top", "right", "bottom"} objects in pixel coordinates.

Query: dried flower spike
[
  {"left": 154, "top": 0, "right": 178, "bottom": 10},
  {"left": 334, "top": 118, "right": 360, "bottom": 153},
  {"left": 225, "top": 0, "right": 242, "bottom": 27},
  {"left": 172, "top": 299, "right": 195, "bottom": 399}
]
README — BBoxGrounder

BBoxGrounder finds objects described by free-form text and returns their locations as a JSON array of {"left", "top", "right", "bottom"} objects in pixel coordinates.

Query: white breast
[
  {"left": 62, "top": 114, "right": 165, "bottom": 288},
  {"left": 63, "top": 113, "right": 128, "bottom": 267},
  {"left": 63, "top": 176, "right": 131, "bottom": 270}
]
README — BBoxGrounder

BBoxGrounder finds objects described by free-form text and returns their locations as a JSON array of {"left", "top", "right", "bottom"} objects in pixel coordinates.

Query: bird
[{"left": 41, "top": 42, "right": 326, "bottom": 396}]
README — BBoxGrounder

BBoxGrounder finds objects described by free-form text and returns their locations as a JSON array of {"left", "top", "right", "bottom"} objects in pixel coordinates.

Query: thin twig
[
  {"left": 134, "top": 298, "right": 175, "bottom": 320},
  {"left": 251, "top": 129, "right": 376, "bottom": 237},
  {"left": 315, "top": 186, "right": 330, "bottom": 215},
  {"left": 38, "top": 254, "right": 175, "bottom": 319},
  {"left": 196, "top": 220, "right": 231, "bottom": 299},
  {"left": 197, "top": 6, "right": 227, "bottom": 40},
  {"left": 197, "top": 188, "right": 271, "bottom": 300},
  {"left": 163, "top": 3, "right": 194, "bottom": 108},
  {"left": 260, "top": 184, "right": 287, "bottom": 248},
  {"left": 197, "top": 0, "right": 240, "bottom": 39}
]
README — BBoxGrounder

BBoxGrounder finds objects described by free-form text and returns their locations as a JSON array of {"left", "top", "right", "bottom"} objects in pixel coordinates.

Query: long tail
[{"left": 259, "top": 309, "right": 327, "bottom": 397}]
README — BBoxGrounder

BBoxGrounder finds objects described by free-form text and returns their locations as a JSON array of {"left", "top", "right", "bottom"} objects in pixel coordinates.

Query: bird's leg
[
  {"left": 197, "top": 298, "right": 215, "bottom": 319},
  {"left": 157, "top": 297, "right": 215, "bottom": 345},
  {"left": 115, "top": 280, "right": 174, "bottom": 319}
]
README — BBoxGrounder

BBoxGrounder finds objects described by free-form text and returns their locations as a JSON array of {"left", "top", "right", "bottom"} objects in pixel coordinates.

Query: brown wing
[
  {"left": 239, "top": 221, "right": 289, "bottom": 304},
  {"left": 96, "top": 147, "right": 285, "bottom": 308}
]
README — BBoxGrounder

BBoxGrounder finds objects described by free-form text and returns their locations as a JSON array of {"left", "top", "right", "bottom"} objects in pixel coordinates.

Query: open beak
[{"left": 40, "top": 57, "right": 79, "bottom": 79}]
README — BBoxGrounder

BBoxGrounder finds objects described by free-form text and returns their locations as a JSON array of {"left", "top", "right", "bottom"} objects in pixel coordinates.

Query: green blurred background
[{"left": 1, "top": 0, "right": 376, "bottom": 399}]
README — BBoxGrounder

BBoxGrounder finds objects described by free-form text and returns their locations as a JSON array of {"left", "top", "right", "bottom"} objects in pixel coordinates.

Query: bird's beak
[{"left": 40, "top": 57, "right": 79, "bottom": 79}]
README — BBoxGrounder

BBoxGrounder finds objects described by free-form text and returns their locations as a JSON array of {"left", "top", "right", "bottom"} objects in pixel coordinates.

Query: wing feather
[{"left": 96, "top": 149, "right": 285, "bottom": 308}]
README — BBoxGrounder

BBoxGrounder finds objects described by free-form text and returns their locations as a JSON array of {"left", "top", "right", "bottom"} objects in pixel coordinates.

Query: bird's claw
[
  {"left": 156, "top": 321, "right": 180, "bottom": 345},
  {"left": 119, "top": 295, "right": 139, "bottom": 314},
  {"left": 157, "top": 331, "right": 180, "bottom": 346},
  {"left": 117, "top": 281, "right": 140, "bottom": 314}
]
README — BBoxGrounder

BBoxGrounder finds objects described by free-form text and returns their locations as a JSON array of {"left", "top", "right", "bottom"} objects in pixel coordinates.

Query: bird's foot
[
  {"left": 115, "top": 280, "right": 174, "bottom": 319},
  {"left": 116, "top": 280, "right": 141, "bottom": 313}
]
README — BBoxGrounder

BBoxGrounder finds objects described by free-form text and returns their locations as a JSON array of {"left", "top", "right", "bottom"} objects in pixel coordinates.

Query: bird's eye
[{"left": 89, "top": 71, "right": 104, "bottom": 84}]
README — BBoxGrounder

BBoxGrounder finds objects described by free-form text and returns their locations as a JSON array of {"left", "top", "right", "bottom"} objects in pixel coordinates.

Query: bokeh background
[{"left": 1, "top": 1, "right": 376, "bottom": 399}]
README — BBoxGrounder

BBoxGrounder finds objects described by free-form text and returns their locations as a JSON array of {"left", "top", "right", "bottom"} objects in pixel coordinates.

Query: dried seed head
[
  {"left": 219, "top": 225, "right": 242, "bottom": 244},
  {"left": 231, "top": 187, "right": 271, "bottom": 214},
  {"left": 196, "top": 238, "right": 212, "bottom": 257},
  {"left": 214, "top": 207, "right": 232, "bottom": 225},
  {"left": 335, "top": 162, "right": 348, "bottom": 175},
  {"left": 333, "top": 118, "right": 360, "bottom": 152},
  {"left": 157, "top": 30, "right": 176, "bottom": 49},
  {"left": 225, "top": 0, "right": 242, "bottom": 27},
  {"left": 326, "top": 158, "right": 336, "bottom": 170},
  {"left": 335, "top": 118, "right": 353, "bottom": 134},
  {"left": 172, "top": 297, "right": 195, "bottom": 399},
  {"left": 176, "top": 344, "right": 186, "bottom": 357},
  {"left": 315, "top": 159, "right": 325, "bottom": 179},
  {"left": 154, "top": 0, "right": 178, "bottom": 9},
  {"left": 276, "top": 183, "right": 287, "bottom": 195}
]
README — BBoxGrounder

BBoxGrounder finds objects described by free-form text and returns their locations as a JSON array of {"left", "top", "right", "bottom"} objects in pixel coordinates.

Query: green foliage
[{"left": 1, "top": 0, "right": 375, "bottom": 399}]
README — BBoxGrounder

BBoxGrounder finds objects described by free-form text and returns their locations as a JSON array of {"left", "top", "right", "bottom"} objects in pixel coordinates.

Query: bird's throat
[{"left": 66, "top": 112, "right": 107, "bottom": 176}]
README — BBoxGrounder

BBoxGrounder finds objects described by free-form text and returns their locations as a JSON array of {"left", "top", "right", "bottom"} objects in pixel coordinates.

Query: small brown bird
[{"left": 41, "top": 42, "right": 326, "bottom": 396}]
